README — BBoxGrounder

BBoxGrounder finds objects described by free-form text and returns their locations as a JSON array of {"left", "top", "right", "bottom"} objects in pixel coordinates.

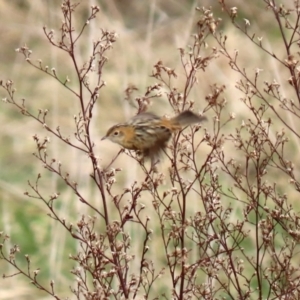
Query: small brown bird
[{"left": 101, "top": 110, "right": 206, "bottom": 163}]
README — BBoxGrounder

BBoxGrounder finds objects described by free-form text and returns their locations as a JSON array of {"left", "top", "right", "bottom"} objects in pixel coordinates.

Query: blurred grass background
[{"left": 0, "top": 0, "right": 299, "bottom": 299}]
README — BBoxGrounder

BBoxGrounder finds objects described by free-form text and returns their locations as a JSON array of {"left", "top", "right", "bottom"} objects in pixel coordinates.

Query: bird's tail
[{"left": 171, "top": 110, "right": 207, "bottom": 127}]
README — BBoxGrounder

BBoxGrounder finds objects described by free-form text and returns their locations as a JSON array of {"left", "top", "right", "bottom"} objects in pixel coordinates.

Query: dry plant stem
[
  {"left": 1, "top": 1, "right": 131, "bottom": 298},
  {"left": 170, "top": 132, "right": 189, "bottom": 297},
  {"left": 193, "top": 101, "right": 250, "bottom": 298},
  {"left": 214, "top": 3, "right": 300, "bottom": 297},
  {"left": 1, "top": 81, "right": 89, "bottom": 153},
  {"left": 217, "top": 37, "right": 300, "bottom": 140},
  {"left": 220, "top": 0, "right": 300, "bottom": 104},
  {"left": 0, "top": 238, "right": 59, "bottom": 299},
  {"left": 49, "top": 3, "right": 127, "bottom": 295},
  {"left": 149, "top": 12, "right": 220, "bottom": 296},
  {"left": 149, "top": 15, "right": 219, "bottom": 296}
]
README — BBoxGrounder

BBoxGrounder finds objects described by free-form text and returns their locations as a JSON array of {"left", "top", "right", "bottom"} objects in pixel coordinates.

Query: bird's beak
[{"left": 101, "top": 136, "right": 107, "bottom": 141}]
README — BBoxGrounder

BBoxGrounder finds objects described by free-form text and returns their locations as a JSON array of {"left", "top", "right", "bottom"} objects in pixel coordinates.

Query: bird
[{"left": 101, "top": 110, "right": 207, "bottom": 163}]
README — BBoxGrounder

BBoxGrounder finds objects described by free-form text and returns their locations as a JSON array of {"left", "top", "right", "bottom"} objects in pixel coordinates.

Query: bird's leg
[
  {"left": 135, "top": 150, "right": 145, "bottom": 165},
  {"left": 150, "top": 156, "right": 160, "bottom": 173}
]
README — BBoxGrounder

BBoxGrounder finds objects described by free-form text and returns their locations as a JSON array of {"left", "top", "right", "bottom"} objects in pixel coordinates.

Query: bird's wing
[{"left": 128, "top": 112, "right": 160, "bottom": 125}]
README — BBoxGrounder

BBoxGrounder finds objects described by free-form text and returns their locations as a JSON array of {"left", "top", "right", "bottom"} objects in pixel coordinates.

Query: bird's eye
[{"left": 113, "top": 131, "right": 119, "bottom": 136}]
